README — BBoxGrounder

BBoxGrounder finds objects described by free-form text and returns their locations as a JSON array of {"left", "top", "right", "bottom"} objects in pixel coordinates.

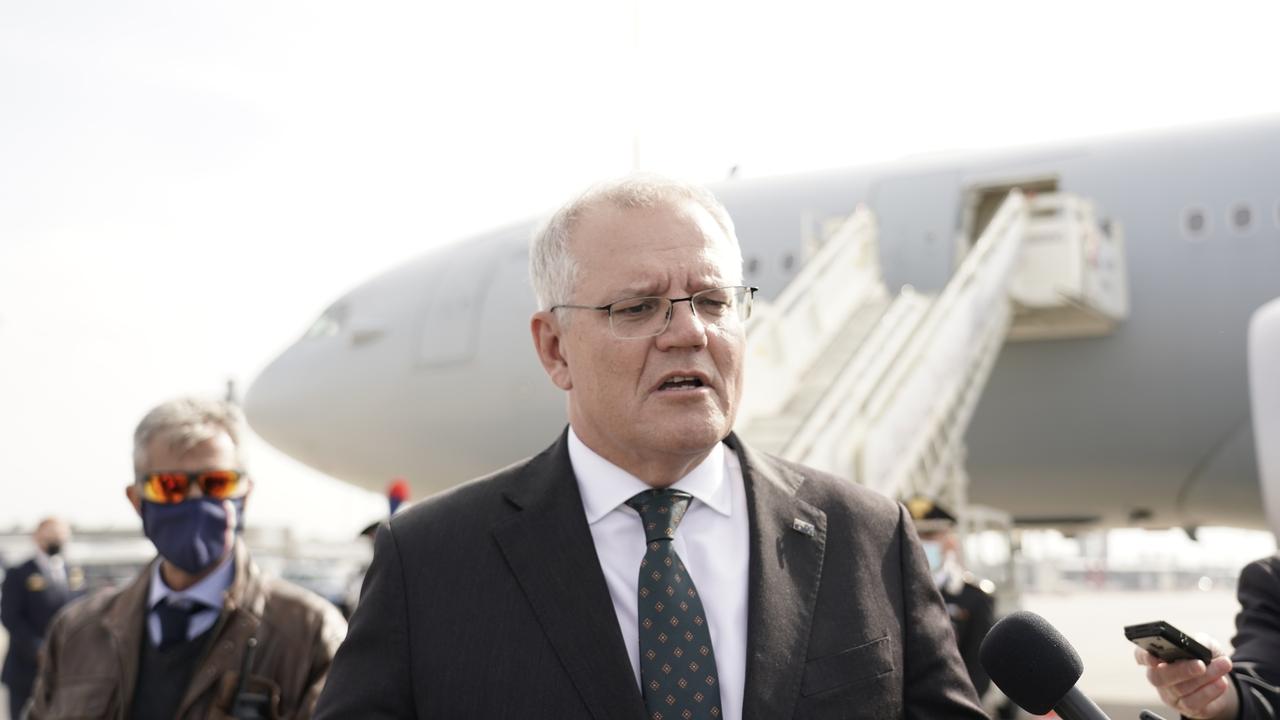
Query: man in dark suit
[
  {"left": 316, "top": 176, "right": 987, "bottom": 719},
  {"left": 1, "top": 517, "right": 78, "bottom": 719},
  {"left": 1137, "top": 554, "right": 1280, "bottom": 719}
]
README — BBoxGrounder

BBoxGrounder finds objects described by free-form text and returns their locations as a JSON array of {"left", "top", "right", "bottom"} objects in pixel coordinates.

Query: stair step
[{"left": 741, "top": 297, "right": 889, "bottom": 452}]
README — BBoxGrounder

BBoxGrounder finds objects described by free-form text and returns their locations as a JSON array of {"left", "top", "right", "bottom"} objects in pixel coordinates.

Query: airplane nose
[{"left": 244, "top": 342, "right": 324, "bottom": 462}]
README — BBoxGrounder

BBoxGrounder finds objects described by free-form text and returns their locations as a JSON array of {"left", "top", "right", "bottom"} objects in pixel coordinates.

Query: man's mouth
[{"left": 658, "top": 375, "right": 706, "bottom": 391}]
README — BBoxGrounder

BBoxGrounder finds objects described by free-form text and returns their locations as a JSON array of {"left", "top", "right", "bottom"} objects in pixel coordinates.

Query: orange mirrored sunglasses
[{"left": 136, "top": 469, "right": 248, "bottom": 504}]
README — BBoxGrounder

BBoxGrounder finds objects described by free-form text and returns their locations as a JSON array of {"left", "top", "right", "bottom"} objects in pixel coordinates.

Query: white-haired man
[
  {"left": 316, "top": 176, "right": 986, "bottom": 719},
  {"left": 28, "top": 397, "right": 347, "bottom": 719}
]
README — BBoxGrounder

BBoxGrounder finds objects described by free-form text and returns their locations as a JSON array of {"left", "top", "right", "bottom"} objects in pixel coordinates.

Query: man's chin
[{"left": 650, "top": 417, "right": 730, "bottom": 455}]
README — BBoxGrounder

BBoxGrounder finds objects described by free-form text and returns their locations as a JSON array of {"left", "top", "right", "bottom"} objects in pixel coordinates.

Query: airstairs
[{"left": 736, "top": 191, "right": 1127, "bottom": 514}]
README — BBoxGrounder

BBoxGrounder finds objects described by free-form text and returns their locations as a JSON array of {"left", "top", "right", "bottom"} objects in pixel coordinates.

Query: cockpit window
[{"left": 305, "top": 303, "right": 347, "bottom": 339}]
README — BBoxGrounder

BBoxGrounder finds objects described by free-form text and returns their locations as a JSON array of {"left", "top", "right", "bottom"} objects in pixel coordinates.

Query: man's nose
[{"left": 659, "top": 298, "right": 708, "bottom": 345}]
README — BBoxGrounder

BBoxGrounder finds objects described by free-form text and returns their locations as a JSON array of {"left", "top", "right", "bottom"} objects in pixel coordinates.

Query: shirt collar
[
  {"left": 147, "top": 552, "right": 235, "bottom": 612},
  {"left": 34, "top": 549, "right": 58, "bottom": 572},
  {"left": 568, "top": 426, "right": 733, "bottom": 525}
]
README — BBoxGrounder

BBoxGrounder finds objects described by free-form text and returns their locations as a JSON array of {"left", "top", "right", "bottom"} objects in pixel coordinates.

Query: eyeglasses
[
  {"left": 137, "top": 469, "right": 249, "bottom": 504},
  {"left": 551, "top": 285, "right": 758, "bottom": 339}
]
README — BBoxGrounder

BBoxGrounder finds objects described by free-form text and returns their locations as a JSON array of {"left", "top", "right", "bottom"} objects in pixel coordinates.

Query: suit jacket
[
  {"left": 1, "top": 558, "right": 76, "bottom": 690},
  {"left": 1232, "top": 554, "right": 1280, "bottom": 720},
  {"left": 315, "top": 431, "right": 987, "bottom": 719}
]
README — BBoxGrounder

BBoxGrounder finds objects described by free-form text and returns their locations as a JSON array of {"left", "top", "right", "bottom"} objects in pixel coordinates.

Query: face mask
[
  {"left": 142, "top": 497, "right": 244, "bottom": 575},
  {"left": 45, "top": 542, "right": 63, "bottom": 557},
  {"left": 921, "top": 541, "right": 944, "bottom": 573}
]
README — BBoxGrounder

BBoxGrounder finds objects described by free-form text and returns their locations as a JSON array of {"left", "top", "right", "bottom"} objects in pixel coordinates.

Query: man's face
[
  {"left": 35, "top": 520, "right": 70, "bottom": 553},
  {"left": 127, "top": 431, "right": 249, "bottom": 525},
  {"left": 545, "top": 199, "right": 746, "bottom": 473}
]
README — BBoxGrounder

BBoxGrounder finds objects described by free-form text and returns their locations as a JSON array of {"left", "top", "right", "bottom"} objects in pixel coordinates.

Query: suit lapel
[
  {"left": 492, "top": 431, "right": 645, "bottom": 720},
  {"left": 730, "top": 436, "right": 828, "bottom": 720}
]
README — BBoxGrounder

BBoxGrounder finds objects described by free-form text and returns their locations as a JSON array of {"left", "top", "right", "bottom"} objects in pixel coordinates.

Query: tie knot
[
  {"left": 155, "top": 597, "right": 208, "bottom": 649},
  {"left": 625, "top": 489, "right": 692, "bottom": 543}
]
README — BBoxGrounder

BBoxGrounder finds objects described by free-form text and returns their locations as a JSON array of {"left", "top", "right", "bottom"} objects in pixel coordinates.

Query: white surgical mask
[{"left": 921, "top": 540, "right": 944, "bottom": 572}]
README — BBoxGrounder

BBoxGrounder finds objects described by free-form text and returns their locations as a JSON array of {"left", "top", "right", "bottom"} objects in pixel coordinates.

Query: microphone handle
[{"left": 1055, "top": 685, "right": 1111, "bottom": 720}]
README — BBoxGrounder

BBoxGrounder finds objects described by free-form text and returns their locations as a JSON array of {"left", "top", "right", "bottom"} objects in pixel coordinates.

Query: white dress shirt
[
  {"left": 569, "top": 428, "right": 749, "bottom": 720},
  {"left": 146, "top": 553, "right": 233, "bottom": 646}
]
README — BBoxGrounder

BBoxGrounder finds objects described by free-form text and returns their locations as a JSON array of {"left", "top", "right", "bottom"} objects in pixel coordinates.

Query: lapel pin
[{"left": 791, "top": 518, "right": 816, "bottom": 537}]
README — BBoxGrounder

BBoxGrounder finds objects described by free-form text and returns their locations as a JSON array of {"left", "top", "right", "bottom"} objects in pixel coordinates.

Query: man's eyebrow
[
  {"left": 605, "top": 277, "right": 729, "bottom": 302},
  {"left": 608, "top": 284, "right": 663, "bottom": 300}
]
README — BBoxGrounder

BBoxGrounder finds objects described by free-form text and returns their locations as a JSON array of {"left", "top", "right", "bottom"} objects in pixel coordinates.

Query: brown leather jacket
[{"left": 27, "top": 542, "right": 347, "bottom": 719}]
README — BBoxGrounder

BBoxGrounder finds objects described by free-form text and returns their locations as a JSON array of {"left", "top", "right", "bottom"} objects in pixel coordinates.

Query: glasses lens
[
  {"left": 738, "top": 286, "right": 754, "bottom": 321},
  {"left": 695, "top": 286, "right": 753, "bottom": 324},
  {"left": 143, "top": 473, "right": 191, "bottom": 504},
  {"left": 691, "top": 287, "right": 737, "bottom": 321},
  {"left": 198, "top": 470, "right": 242, "bottom": 500},
  {"left": 608, "top": 297, "right": 669, "bottom": 339}
]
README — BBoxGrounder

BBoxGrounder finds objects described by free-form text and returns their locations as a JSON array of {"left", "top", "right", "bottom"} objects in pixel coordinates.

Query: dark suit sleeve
[
  {"left": 1, "top": 563, "right": 41, "bottom": 668},
  {"left": 1231, "top": 556, "right": 1280, "bottom": 720},
  {"left": 314, "top": 525, "right": 417, "bottom": 719},
  {"left": 895, "top": 506, "right": 988, "bottom": 719}
]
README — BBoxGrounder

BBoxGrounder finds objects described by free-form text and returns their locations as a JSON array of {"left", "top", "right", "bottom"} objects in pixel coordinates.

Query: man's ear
[
  {"left": 126, "top": 484, "right": 143, "bottom": 517},
  {"left": 530, "top": 311, "right": 573, "bottom": 391}
]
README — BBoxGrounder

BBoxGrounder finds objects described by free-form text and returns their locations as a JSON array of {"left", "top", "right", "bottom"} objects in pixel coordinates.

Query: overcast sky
[{"left": 2, "top": 0, "right": 1279, "bottom": 545}]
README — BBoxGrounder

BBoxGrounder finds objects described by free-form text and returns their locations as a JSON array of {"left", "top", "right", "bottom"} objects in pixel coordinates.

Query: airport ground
[{"left": 0, "top": 586, "right": 1241, "bottom": 719}]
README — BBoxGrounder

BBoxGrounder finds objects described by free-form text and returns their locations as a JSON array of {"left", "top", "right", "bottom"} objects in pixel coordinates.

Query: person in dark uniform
[
  {"left": 907, "top": 496, "right": 997, "bottom": 699},
  {"left": 1, "top": 517, "right": 80, "bottom": 719}
]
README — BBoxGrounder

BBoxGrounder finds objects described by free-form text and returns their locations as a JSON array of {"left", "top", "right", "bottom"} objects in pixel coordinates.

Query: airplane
[{"left": 245, "top": 115, "right": 1280, "bottom": 534}]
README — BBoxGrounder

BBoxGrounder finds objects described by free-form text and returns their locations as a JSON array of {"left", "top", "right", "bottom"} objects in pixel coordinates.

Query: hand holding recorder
[{"left": 1129, "top": 621, "right": 1237, "bottom": 720}]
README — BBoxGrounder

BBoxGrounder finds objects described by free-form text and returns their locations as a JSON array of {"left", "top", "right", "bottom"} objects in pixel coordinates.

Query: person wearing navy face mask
[{"left": 27, "top": 396, "right": 346, "bottom": 720}]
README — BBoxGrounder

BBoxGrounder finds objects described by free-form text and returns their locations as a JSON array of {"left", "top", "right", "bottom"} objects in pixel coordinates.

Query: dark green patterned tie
[{"left": 626, "top": 489, "right": 723, "bottom": 720}]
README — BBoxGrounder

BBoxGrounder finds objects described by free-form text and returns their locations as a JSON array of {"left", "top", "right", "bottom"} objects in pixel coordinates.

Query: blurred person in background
[
  {"left": 908, "top": 496, "right": 996, "bottom": 699},
  {"left": 2, "top": 518, "right": 80, "bottom": 719},
  {"left": 27, "top": 397, "right": 346, "bottom": 719}
]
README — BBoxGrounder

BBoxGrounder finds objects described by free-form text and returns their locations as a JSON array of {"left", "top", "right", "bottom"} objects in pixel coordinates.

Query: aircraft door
[{"left": 870, "top": 170, "right": 961, "bottom": 293}]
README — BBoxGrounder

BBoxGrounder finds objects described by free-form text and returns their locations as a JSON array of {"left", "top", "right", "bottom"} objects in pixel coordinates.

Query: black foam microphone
[{"left": 979, "top": 610, "right": 1110, "bottom": 720}]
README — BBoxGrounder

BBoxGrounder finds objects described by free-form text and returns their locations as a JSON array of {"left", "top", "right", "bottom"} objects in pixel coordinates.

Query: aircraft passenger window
[
  {"left": 1183, "top": 207, "right": 1208, "bottom": 239},
  {"left": 782, "top": 253, "right": 795, "bottom": 271},
  {"left": 1231, "top": 204, "right": 1253, "bottom": 232},
  {"left": 746, "top": 257, "right": 759, "bottom": 275}
]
